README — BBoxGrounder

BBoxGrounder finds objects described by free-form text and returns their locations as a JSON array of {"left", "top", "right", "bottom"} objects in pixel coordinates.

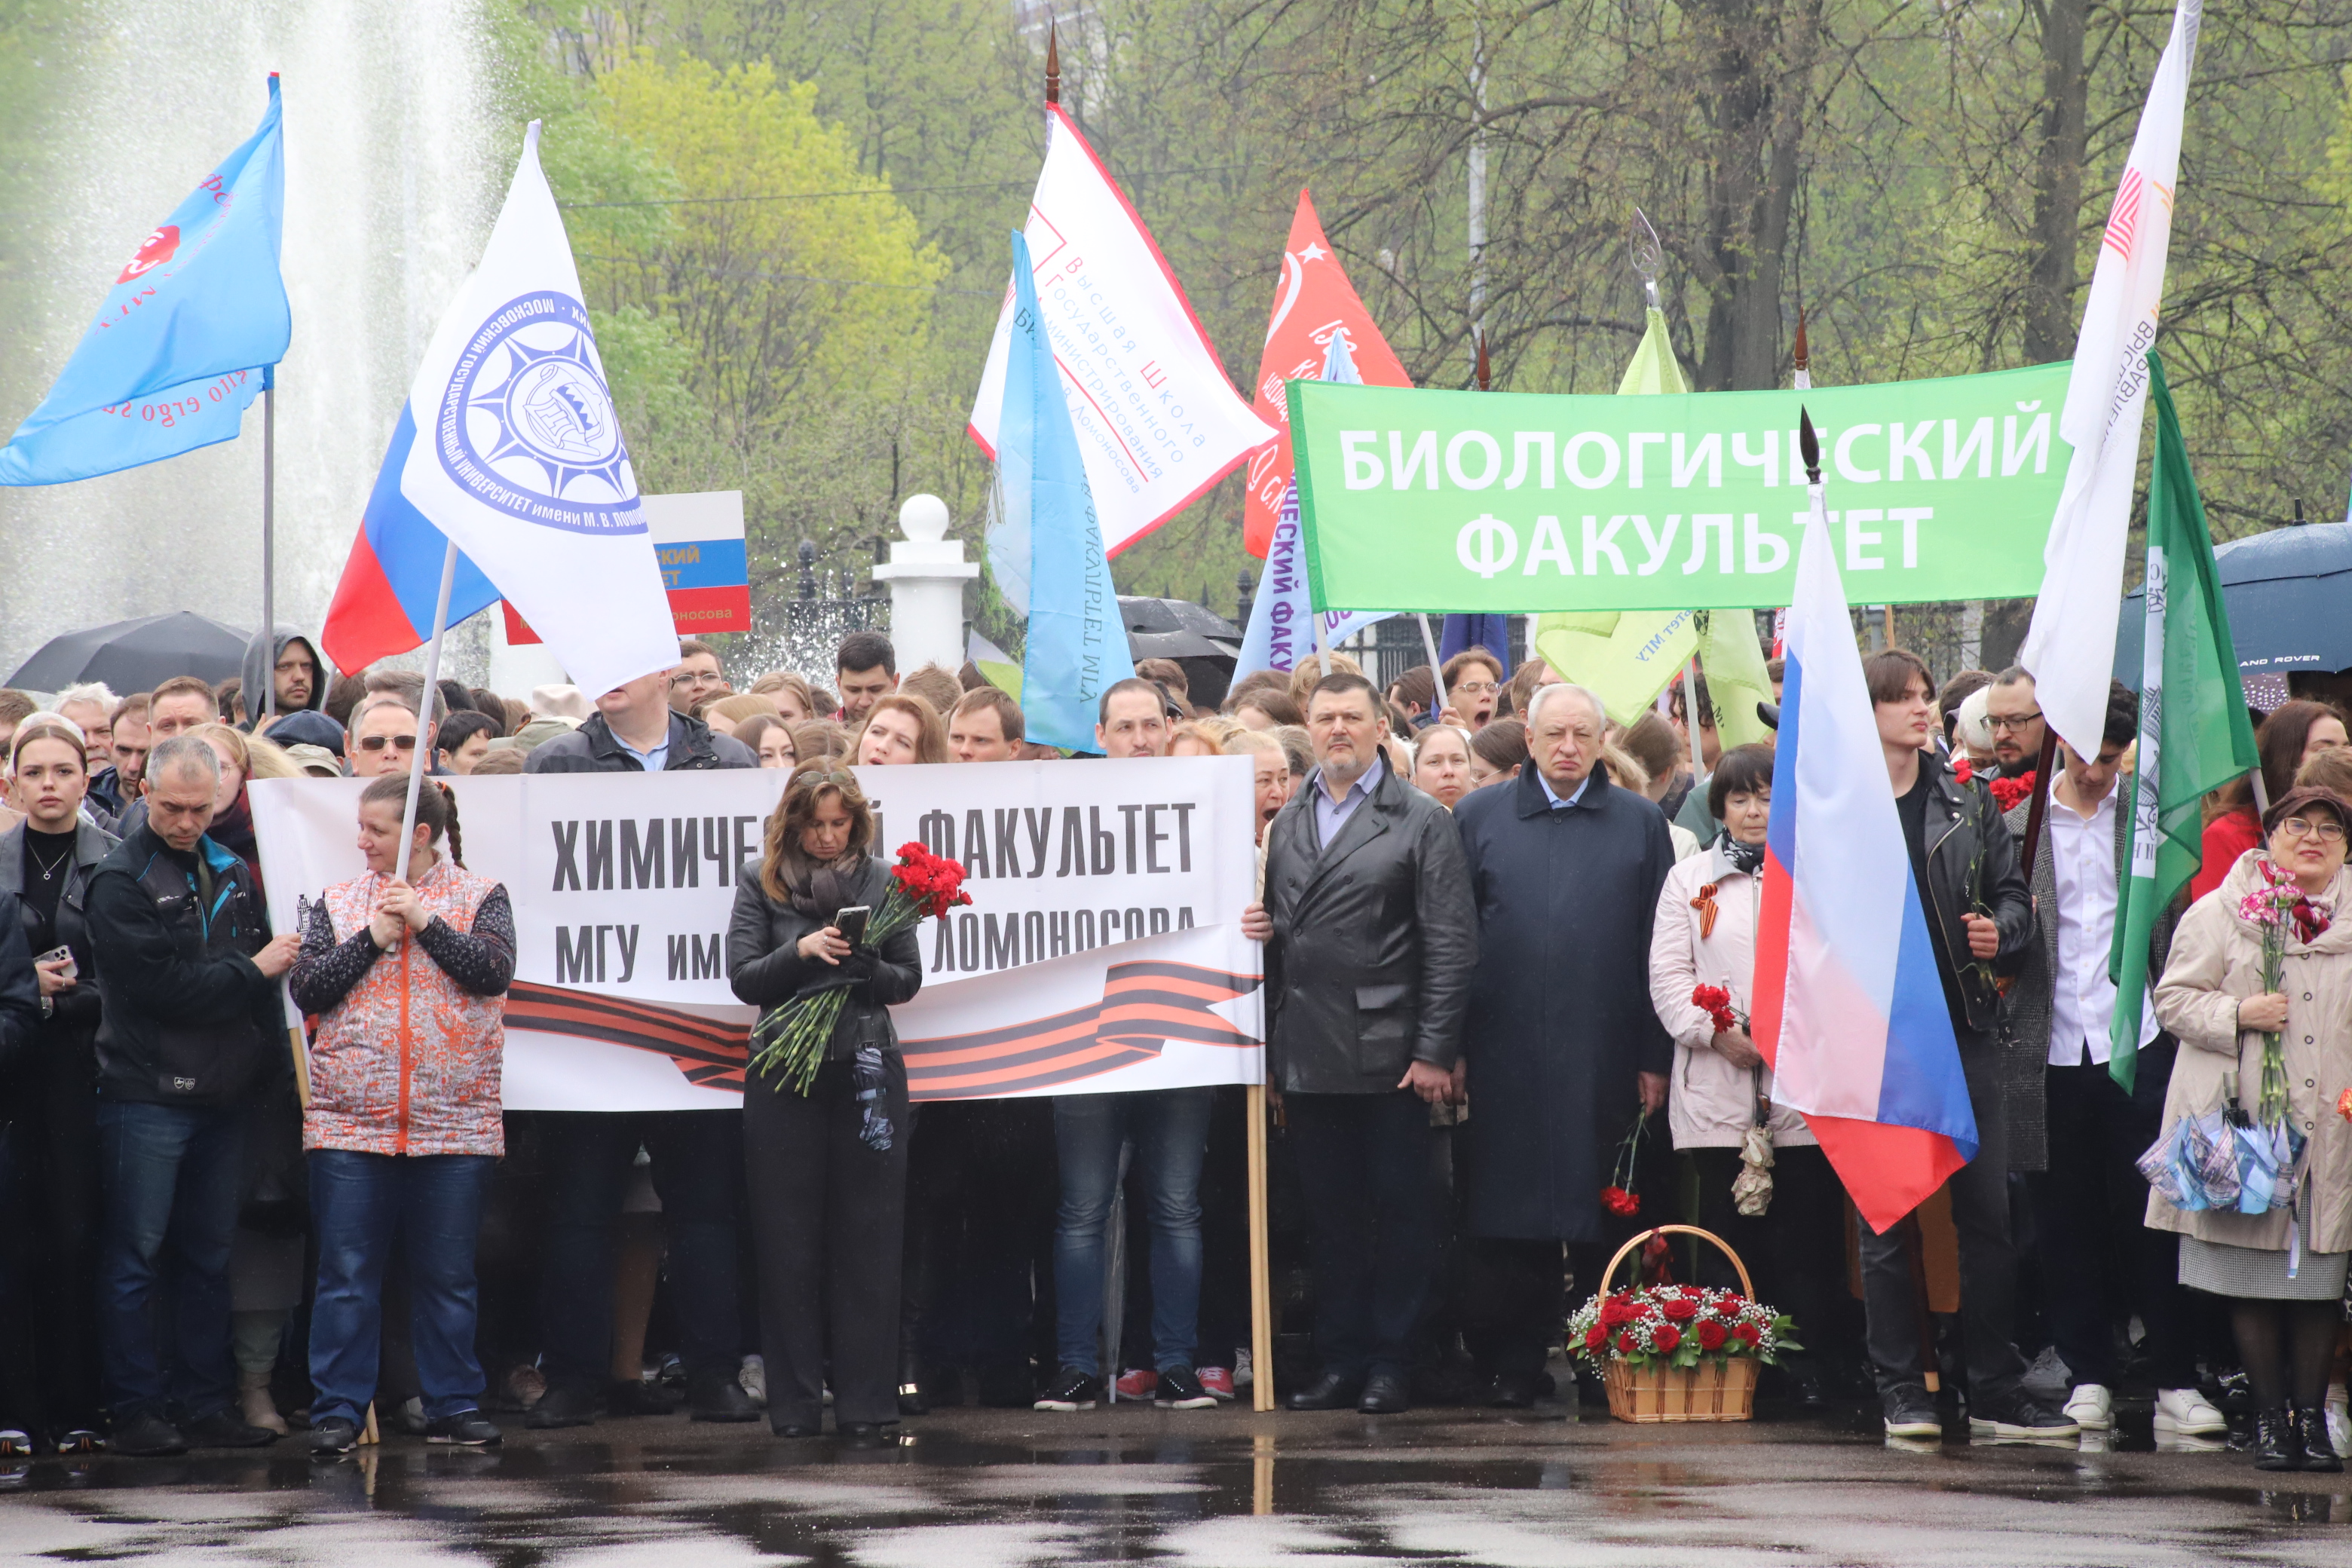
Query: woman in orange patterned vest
[{"left": 288, "top": 773, "right": 513, "bottom": 1456}]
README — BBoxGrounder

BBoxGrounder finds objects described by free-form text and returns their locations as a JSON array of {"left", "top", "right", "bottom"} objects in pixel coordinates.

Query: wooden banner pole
[{"left": 1246, "top": 1083, "right": 1275, "bottom": 1413}]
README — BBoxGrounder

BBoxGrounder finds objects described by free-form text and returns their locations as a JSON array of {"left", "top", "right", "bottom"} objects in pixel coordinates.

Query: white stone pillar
[{"left": 869, "top": 494, "right": 978, "bottom": 675}]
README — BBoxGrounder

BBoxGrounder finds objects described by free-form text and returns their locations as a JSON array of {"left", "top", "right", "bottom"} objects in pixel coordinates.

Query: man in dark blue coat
[{"left": 1452, "top": 681, "right": 1675, "bottom": 1406}]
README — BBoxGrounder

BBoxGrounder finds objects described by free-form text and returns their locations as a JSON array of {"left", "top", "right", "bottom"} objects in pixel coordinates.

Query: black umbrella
[
  {"left": 8, "top": 611, "right": 253, "bottom": 695},
  {"left": 1119, "top": 596, "right": 1242, "bottom": 710},
  {"left": 2114, "top": 520, "right": 2352, "bottom": 690}
]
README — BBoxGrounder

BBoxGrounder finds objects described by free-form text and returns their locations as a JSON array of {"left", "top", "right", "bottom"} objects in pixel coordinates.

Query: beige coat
[
  {"left": 1649, "top": 841, "right": 1817, "bottom": 1150},
  {"left": 2148, "top": 850, "right": 2352, "bottom": 1254}
]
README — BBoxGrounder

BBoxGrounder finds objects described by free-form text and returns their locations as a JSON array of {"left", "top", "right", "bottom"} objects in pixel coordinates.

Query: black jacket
[
  {"left": 1260, "top": 758, "right": 1477, "bottom": 1093},
  {"left": 1909, "top": 749, "right": 2035, "bottom": 1036},
  {"left": 84, "top": 822, "right": 281, "bottom": 1107},
  {"left": 727, "top": 855, "right": 923, "bottom": 1061},
  {"left": 0, "top": 818, "right": 116, "bottom": 1039},
  {"left": 0, "top": 892, "right": 43, "bottom": 1091},
  {"left": 524, "top": 710, "right": 755, "bottom": 773}
]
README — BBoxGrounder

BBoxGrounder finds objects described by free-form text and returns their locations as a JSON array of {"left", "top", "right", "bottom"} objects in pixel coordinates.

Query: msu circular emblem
[{"left": 435, "top": 291, "right": 642, "bottom": 533}]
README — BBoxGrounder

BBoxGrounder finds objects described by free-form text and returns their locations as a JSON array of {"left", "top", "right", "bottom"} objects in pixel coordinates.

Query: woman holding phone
[
  {"left": 0, "top": 715, "right": 115, "bottom": 1453},
  {"left": 728, "top": 763, "right": 923, "bottom": 1439}
]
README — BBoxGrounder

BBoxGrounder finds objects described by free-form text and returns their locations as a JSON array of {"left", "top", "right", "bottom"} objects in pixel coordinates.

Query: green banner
[{"left": 1287, "top": 363, "right": 2075, "bottom": 613}]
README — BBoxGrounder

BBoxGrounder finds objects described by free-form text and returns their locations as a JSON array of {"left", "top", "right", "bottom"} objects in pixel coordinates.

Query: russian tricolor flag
[
  {"left": 321, "top": 409, "right": 501, "bottom": 675},
  {"left": 1750, "top": 424, "right": 1978, "bottom": 1233}
]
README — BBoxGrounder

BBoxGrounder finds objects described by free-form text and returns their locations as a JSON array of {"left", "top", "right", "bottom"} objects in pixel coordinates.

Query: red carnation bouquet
[
  {"left": 1989, "top": 769, "right": 2037, "bottom": 813},
  {"left": 1569, "top": 1282, "right": 1797, "bottom": 1372},
  {"left": 1692, "top": 983, "right": 1747, "bottom": 1035},
  {"left": 749, "top": 841, "right": 972, "bottom": 1094}
]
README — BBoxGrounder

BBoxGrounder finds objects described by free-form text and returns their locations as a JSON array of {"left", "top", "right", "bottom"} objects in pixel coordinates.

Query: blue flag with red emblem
[{"left": 0, "top": 76, "right": 289, "bottom": 486}]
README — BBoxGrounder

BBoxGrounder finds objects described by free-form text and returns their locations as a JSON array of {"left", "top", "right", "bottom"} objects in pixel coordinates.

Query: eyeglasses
[
  {"left": 2279, "top": 816, "right": 2346, "bottom": 843},
  {"left": 1450, "top": 681, "right": 1499, "bottom": 697},
  {"left": 1987, "top": 712, "right": 2044, "bottom": 732},
  {"left": 356, "top": 734, "right": 418, "bottom": 753}
]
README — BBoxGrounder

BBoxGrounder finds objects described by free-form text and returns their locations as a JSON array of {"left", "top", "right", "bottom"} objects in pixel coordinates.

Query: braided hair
[{"left": 357, "top": 774, "right": 465, "bottom": 866}]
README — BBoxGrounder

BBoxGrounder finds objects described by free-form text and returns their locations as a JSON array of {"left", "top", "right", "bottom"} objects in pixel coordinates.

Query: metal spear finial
[{"left": 1629, "top": 209, "right": 1663, "bottom": 311}]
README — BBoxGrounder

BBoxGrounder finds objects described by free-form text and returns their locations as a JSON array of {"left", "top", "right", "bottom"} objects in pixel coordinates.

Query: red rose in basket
[
  {"left": 749, "top": 841, "right": 972, "bottom": 1094},
  {"left": 1697, "top": 1318, "right": 1729, "bottom": 1352},
  {"left": 1661, "top": 1294, "right": 1700, "bottom": 1323}
]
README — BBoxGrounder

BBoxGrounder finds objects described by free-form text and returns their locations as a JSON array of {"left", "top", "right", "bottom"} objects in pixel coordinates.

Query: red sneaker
[
  {"left": 1113, "top": 1368, "right": 1159, "bottom": 1401},
  {"left": 1197, "top": 1366, "right": 1236, "bottom": 1401}
]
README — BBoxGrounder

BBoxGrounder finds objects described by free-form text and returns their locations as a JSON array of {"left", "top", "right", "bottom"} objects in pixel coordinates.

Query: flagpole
[
  {"left": 1417, "top": 614, "right": 1447, "bottom": 718},
  {"left": 262, "top": 364, "right": 276, "bottom": 721},
  {"left": 398, "top": 540, "right": 461, "bottom": 874}
]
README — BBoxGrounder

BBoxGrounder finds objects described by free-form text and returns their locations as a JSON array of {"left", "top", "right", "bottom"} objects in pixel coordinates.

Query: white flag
[
  {"left": 2018, "top": 0, "right": 2200, "bottom": 758},
  {"left": 969, "top": 107, "right": 1277, "bottom": 556},
  {"left": 399, "top": 123, "right": 679, "bottom": 699}
]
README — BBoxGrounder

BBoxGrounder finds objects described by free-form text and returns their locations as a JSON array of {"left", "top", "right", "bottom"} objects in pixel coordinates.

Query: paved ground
[{"left": 2, "top": 1398, "right": 2348, "bottom": 1565}]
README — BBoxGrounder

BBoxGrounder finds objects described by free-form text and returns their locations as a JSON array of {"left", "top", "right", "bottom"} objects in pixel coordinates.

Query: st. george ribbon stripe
[
  {"left": 900, "top": 961, "right": 1261, "bottom": 1100},
  {"left": 507, "top": 982, "right": 750, "bottom": 1092},
  {"left": 502, "top": 960, "right": 1263, "bottom": 1101}
]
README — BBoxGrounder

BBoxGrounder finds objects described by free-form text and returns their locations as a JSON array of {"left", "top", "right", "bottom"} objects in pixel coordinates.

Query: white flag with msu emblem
[{"left": 398, "top": 121, "right": 678, "bottom": 698}]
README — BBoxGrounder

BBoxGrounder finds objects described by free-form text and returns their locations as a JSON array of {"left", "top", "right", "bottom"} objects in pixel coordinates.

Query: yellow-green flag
[{"left": 1536, "top": 308, "right": 1720, "bottom": 727}]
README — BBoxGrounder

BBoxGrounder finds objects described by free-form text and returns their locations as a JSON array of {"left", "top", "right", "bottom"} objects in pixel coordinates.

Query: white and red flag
[
  {"left": 1240, "top": 189, "right": 1410, "bottom": 558},
  {"left": 2018, "top": 0, "right": 2200, "bottom": 759},
  {"left": 968, "top": 106, "right": 1276, "bottom": 557}
]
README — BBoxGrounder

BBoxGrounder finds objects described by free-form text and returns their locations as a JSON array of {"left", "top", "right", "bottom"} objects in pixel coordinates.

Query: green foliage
[{"left": 488, "top": 0, "right": 2352, "bottom": 638}]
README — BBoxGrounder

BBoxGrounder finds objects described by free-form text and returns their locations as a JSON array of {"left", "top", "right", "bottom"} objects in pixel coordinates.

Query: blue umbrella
[{"left": 2115, "top": 520, "right": 2352, "bottom": 688}]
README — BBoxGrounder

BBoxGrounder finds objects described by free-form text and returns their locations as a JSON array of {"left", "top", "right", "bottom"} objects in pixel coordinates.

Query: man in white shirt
[{"left": 2004, "top": 679, "right": 2224, "bottom": 1439}]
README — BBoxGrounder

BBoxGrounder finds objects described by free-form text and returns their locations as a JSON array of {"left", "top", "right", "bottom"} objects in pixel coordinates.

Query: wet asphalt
[{"left": 1, "top": 1394, "right": 2348, "bottom": 1566}]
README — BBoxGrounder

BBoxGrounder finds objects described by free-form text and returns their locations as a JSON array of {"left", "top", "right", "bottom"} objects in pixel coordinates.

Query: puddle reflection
[{"left": 0, "top": 1416, "right": 2343, "bottom": 1565}]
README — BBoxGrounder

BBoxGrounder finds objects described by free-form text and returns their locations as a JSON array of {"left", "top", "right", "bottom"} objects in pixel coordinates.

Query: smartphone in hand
[
  {"left": 35, "top": 945, "right": 76, "bottom": 981},
  {"left": 832, "top": 905, "right": 871, "bottom": 948}
]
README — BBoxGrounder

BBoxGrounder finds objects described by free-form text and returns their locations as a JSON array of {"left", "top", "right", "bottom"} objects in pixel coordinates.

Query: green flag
[
  {"left": 1536, "top": 309, "right": 1697, "bottom": 721},
  {"left": 1533, "top": 309, "right": 1773, "bottom": 749},
  {"left": 1615, "top": 305, "right": 1689, "bottom": 397},
  {"left": 2108, "top": 350, "right": 2259, "bottom": 1091}
]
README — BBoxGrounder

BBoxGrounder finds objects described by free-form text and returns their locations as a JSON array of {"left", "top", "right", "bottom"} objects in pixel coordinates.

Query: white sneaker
[
  {"left": 2152, "top": 1387, "right": 2228, "bottom": 1436},
  {"left": 2327, "top": 1384, "right": 2350, "bottom": 1459},
  {"left": 2061, "top": 1383, "right": 2113, "bottom": 1431}
]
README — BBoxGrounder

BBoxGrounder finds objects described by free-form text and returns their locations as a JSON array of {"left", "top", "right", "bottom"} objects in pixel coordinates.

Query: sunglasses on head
[{"left": 356, "top": 734, "right": 418, "bottom": 753}]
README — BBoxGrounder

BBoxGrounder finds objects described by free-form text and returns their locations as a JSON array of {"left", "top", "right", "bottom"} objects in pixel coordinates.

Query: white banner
[
  {"left": 250, "top": 758, "right": 1263, "bottom": 1110},
  {"left": 967, "top": 106, "right": 1277, "bottom": 556}
]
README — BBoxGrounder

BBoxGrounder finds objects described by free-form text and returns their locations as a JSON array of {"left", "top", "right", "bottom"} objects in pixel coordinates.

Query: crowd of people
[{"left": 0, "top": 622, "right": 2347, "bottom": 1475}]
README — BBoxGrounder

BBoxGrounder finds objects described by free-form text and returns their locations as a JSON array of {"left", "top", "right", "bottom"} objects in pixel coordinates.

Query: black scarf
[
  {"left": 1720, "top": 836, "right": 1766, "bottom": 876},
  {"left": 786, "top": 856, "right": 865, "bottom": 923}
]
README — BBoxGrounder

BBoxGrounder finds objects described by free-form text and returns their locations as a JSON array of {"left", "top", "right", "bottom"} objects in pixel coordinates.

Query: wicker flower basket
[
  {"left": 1596, "top": 1224, "right": 1761, "bottom": 1424},
  {"left": 1603, "top": 1352, "right": 1759, "bottom": 1423}
]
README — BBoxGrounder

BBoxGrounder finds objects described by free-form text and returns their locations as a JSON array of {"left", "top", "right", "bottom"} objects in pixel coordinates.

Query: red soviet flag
[{"left": 1242, "top": 189, "right": 1411, "bottom": 558}]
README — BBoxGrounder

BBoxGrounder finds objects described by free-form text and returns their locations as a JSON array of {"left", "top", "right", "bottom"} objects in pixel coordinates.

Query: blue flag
[
  {"left": 1003, "top": 231, "right": 1132, "bottom": 752},
  {"left": 0, "top": 75, "right": 289, "bottom": 486},
  {"left": 1234, "top": 329, "right": 1393, "bottom": 678}
]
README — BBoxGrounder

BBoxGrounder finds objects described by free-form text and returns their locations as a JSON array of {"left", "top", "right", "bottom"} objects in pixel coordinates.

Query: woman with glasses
[
  {"left": 2194, "top": 700, "right": 2350, "bottom": 902},
  {"left": 729, "top": 764, "right": 924, "bottom": 1438},
  {"left": 2152, "top": 785, "right": 2352, "bottom": 1472}
]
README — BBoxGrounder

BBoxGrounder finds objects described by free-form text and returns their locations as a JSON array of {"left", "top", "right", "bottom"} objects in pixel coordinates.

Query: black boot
[
  {"left": 2253, "top": 1406, "right": 2301, "bottom": 1472},
  {"left": 2296, "top": 1407, "right": 2344, "bottom": 1473}
]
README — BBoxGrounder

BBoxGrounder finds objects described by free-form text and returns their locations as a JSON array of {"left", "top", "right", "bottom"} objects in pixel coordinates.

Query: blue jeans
[
  {"left": 308, "top": 1150, "right": 498, "bottom": 1427},
  {"left": 96, "top": 1099, "right": 245, "bottom": 1422},
  {"left": 1052, "top": 1088, "right": 1211, "bottom": 1375}
]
